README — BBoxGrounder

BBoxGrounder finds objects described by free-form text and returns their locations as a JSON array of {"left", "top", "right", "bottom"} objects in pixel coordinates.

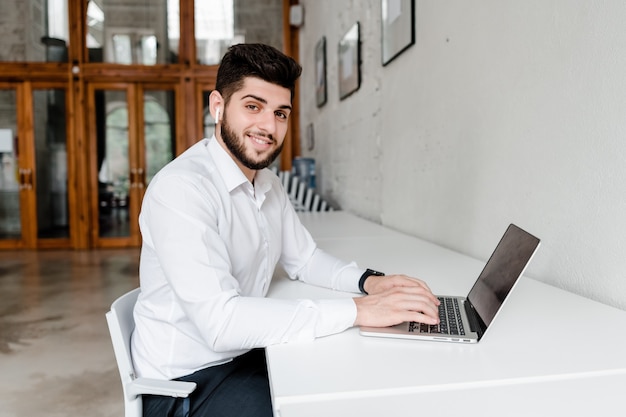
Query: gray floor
[{"left": 0, "top": 248, "right": 140, "bottom": 417}]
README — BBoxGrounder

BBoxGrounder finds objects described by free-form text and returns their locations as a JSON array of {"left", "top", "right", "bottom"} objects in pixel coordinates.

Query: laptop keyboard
[{"left": 409, "top": 297, "right": 466, "bottom": 336}]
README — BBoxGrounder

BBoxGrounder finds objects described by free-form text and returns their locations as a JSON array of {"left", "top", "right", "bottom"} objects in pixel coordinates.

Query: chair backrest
[{"left": 106, "top": 288, "right": 142, "bottom": 416}]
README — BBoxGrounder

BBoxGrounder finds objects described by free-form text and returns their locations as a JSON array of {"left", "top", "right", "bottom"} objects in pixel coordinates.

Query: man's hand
[
  {"left": 353, "top": 274, "right": 440, "bottom": 328},
  {"left": 363, "top": 274, "right": 433, "bottom": 296}
]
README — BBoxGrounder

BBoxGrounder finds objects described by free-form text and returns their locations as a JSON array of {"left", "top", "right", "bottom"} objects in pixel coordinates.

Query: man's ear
[{"left": 209, "top": 90, "right": 224, "bottom": 123}]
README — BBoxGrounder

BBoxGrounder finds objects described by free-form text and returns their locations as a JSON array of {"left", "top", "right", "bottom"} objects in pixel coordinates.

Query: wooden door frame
[
  {"left": 85, "top": 80, "right": 184, "bottom": 248},
  {"left": 0, "top": 81, "right": 75, "bottom": 249},
  {"left": 280, "top": 0, "right": 301, "bottom": 171},
  {"left": 85, "top": 82, "right": 135, "bottom": 248}
]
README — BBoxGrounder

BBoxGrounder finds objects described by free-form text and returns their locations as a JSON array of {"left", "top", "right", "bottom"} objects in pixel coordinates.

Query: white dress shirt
[{"left": 132, "top": 137, "right": 363, "bottom": 380}]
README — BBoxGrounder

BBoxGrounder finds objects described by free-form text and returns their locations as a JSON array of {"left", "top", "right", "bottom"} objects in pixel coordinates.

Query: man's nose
[{"left": 257, "top": 110, "right": 277, "bottom": 135}]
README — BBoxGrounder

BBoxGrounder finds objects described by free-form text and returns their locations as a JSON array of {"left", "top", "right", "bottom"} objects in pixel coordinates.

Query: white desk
[
  {"left": 297, "top": 211, "right": 402, "bottom": 240},
  {"left": 267, "top": 212, "right": 626, "bottom": 416}
]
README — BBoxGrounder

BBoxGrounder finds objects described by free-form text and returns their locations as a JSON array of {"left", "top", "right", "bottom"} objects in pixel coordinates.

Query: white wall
[{"left": 298, "top": 0, "right": 626, "bottom": 310}]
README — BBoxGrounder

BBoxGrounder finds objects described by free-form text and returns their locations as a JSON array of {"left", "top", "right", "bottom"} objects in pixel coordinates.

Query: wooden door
[
  {"left": 86, "top": 82, "right": 180, "bottom": 247},
  {"left": 0, "top": 81, "right": 74, "bottom": 249}
]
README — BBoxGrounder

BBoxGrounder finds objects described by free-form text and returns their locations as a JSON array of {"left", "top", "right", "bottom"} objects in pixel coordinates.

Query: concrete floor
[{"left": 0, "top": 248, "right": 140, "bottom": 417}]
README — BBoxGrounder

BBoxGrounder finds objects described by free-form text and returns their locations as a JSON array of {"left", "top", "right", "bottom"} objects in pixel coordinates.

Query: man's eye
[
  {"left": 276, "top": 112, "right": 288, "bottom": 120},
  {"left": 246, "top": 104, "right": 259, "bottom": 111}
]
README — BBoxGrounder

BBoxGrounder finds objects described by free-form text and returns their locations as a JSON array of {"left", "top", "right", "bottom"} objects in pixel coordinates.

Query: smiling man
[
  {"left": 215, "top": 77, "right": 291, "bottom": 176},
  {"left": 131, "top": 43, "right": 439, "bottom": 417}
]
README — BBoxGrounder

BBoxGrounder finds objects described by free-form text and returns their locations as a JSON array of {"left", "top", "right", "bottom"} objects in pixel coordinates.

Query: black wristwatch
[{"left": 358, "top": 268, "right": 385, "bottom": 295}]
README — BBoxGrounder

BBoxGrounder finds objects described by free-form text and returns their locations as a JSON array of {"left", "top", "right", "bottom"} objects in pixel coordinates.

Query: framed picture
[
  {"left": 381, "top": 0, "right": 415, "bottom": 66},
  {"left": 314, "top": 37, "right": 327, "bottom": 107},
  {"left": 338, "top": 22, "right": 361, "bottom": 100}
]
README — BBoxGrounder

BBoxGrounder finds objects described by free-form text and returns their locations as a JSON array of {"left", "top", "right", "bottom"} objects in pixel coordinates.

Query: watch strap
[{"left": 358, "top": 268, "right": 385, "bottom": 295}]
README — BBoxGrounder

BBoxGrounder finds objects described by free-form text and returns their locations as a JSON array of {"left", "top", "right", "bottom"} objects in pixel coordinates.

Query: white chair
[
  {"left": 287, "top": 175, "right": 300, "bottom": 206},
  {"left": 106, "top": 288, "right": 196, "bottom": 417},
  {"left": 274, "top": 169, "right": 335, "bottom": 212},
  {"left": 302, "top": 188, "right": 314, "bottom": 212}
]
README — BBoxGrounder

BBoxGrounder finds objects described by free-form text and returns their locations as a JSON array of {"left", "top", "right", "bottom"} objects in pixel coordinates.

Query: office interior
[{"left": 1, "top": 0, "right": 626, "bottom": 416}]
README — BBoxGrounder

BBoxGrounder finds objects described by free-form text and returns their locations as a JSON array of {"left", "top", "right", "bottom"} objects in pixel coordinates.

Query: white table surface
[
  {"left": 266, "top": 211, "right": 626, "bottom": 416},
  {"left": 297, "top": 211, "right": 403, "bottom": 240},
  {"left": 274, "top": 372, "right": 626, "bottom": 417}
]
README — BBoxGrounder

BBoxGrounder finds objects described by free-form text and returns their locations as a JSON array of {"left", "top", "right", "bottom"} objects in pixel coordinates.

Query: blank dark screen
[{"left": 467, "top": 224, "right": 540, "bottom": 328}]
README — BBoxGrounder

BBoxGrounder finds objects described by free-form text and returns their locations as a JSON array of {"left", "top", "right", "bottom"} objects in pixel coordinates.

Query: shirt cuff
[
  {"left": 313, "top": 298, "right": 358, "bottom": 336},
  {"left": 335, "top": 264, "right": 366, "bottom": 294}
]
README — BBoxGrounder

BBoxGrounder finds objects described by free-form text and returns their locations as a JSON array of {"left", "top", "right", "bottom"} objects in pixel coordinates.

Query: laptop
[{"left": 359, "top": 224, "right": 541, "bottom": 343}]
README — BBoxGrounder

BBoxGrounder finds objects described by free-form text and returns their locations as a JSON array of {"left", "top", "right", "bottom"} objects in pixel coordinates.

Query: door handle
[
  {"left": 130, "top": 167, "right": 145, "bottom": 189},
  {"left": 137, "top": 168, "right": 145, "bottom": 189},
  {"left": 18, "top": 168, "right": 33, "bottom": 190},
  {"left": 130, "top": 168, "right": 138, "bottom": 188}
]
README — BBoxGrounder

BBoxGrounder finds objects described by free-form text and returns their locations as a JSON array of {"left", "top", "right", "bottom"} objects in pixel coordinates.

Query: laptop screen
[{"left": 467, "top": 224, "right": 541, "bottom": 329}]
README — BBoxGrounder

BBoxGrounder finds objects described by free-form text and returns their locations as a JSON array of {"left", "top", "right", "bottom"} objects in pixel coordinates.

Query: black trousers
[{"left": 142, "top": 349, "right": 273, "bottom": 417}]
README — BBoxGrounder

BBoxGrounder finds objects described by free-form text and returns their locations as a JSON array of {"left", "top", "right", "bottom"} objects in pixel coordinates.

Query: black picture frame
[
  {"left": 381, "top": 0, "right": 415, "bottom": 66},
  {"left": 315, "top": 37, "right": 327, "bottom": 107},
  {"left": 338, "top": 22, "right": 361, "bottom": 100}
]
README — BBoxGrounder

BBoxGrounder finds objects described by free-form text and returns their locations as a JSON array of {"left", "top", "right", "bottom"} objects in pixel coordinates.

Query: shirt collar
[
  {"left": 208, "top": 135, "right": 248, "bottom": 192},
  {"left": 254, "top": 168, "right": 274, "bottom": 197}
]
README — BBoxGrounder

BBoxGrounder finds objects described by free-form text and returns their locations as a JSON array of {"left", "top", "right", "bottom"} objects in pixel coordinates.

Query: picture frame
[
  {"left": 338, "top": 22, "right": 361, "bottom": 100},
  {"left": 381, "top": 0, "right": 415, "bottom": 66},
  {"left": 314, "top": 37, "right": 327, "bottom": 107}
]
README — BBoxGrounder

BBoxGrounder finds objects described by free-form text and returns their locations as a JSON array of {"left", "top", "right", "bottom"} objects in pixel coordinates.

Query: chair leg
[{"left": 183, "top": 397, "right": 190, "bottom": 417}]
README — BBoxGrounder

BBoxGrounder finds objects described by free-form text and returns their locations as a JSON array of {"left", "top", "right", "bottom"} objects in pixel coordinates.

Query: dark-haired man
[{"left": 132, "top": 43, "right": 439, "bottom": 417}]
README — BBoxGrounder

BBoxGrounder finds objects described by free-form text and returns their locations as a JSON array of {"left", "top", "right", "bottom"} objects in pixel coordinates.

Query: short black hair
[{"left": 215, "top": 43, "right": 302, "bottom": 104}]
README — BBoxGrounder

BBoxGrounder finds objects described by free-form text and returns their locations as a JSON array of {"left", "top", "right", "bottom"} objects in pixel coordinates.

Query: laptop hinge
[{"left": 465, "top": 300, "right": 486, "bottom": 339}]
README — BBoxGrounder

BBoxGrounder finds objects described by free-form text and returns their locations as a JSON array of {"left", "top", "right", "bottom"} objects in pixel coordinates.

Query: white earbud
[{"left": 215, "top": 108, "right": 220, "bottom": 124}]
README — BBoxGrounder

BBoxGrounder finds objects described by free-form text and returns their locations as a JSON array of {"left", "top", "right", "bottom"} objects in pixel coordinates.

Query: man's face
[{"left": 217, "top": 77, "right": 292, "bottom": 176}]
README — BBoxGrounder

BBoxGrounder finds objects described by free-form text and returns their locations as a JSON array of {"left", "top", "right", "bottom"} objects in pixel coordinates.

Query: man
[{"left": 132, "top": 43, "right": 439, "bottom": 417}]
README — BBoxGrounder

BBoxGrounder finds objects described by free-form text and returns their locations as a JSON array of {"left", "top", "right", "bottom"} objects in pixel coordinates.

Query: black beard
[{"left": 219, "top": 113, "right": 284, "bottom": 171}]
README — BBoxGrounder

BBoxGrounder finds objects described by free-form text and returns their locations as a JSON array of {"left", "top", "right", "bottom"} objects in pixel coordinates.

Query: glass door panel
[
  {"left": 0, "top": 0, "right": 69, "bottom": 63},
  {"left": 33, "top": 88, "right": 70, "bottom": 239},
  {"left": 195, "top": 0, "right": 235, "bottom": 65},
  {"left": 194, "top": 1, "right": 285, "bottom": 66},
  {"left": 90, "top": 84, "right": 177, "bottom": 247},
  {"left": 95, "top": 89, "right": 131, "bottom": 239},
  {"left": 0, "top": 89, "right": 20, "bottom": 241},
  {"left": 143, "top": 89, "right": 175, "bottom": 183},
  {"left": 87, "top": 0, "right": 179, "bottom": 64}
]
